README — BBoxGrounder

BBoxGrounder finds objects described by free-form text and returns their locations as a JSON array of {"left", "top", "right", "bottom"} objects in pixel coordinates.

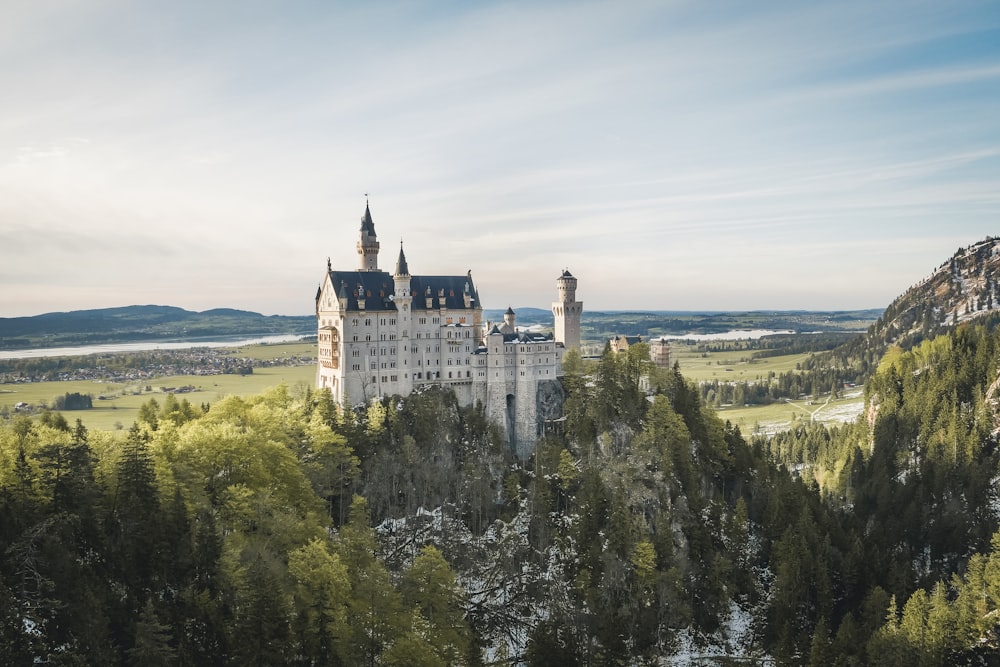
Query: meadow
[
  {"left": 0, "top": 342, "right": 316, "bottom": 431},
  {"left": 670, "top": 341, "right": 865, "bottom": 435}
]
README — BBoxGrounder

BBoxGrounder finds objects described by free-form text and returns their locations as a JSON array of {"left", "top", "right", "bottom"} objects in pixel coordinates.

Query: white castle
[{"left": 315, "top": 202, "right": 582, "bottom": 456}]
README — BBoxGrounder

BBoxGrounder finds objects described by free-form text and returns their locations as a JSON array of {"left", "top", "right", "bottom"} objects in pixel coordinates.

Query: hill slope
[
  {"left": 0, "top": 305, "right": 314, "bottom": 350},
  {"left": 871, "top": 237, "right": 1000, "bottom": 349}
]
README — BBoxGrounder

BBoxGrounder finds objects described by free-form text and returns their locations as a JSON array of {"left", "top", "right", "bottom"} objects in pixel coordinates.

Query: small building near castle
[
  {"left": 609, "top": 334, "right": 643, "bottom": 354},
  {"left": 316, "top": 203, "right": 581, "bottom": 457},
  {"left": 650, "top": 338, "right": 672, "bottom": 368}
]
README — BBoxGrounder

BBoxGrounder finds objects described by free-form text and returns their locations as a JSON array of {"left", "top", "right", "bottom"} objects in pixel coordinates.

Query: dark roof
[
  {"left": 561, "top": 269, "right": 574, "bottom": 278},
  {"left": 505, "top": 306, "right": 515, "bottom": 316},
  {"left": 486, "top": 327, "right": 554, "bottom": 343},
  {"left": 327, "top": 269, "right": 481, "bottom": 312},
  {"left": 503, "top": 330, "right": 554, "bottom": 343},
  {"left": 360, "top": 203, "right": 376, "bottom": 235},
  {"left": 411, "top": 274, "right": 479, "bottom": 310}
]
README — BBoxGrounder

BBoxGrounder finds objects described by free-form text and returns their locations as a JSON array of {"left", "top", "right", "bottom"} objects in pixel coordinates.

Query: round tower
[
  {"left": 503, "top": 306, "right": 516, "bottom": 332},
  {"left": 552, "top": 269, "right": 582, "bottom": 350}
]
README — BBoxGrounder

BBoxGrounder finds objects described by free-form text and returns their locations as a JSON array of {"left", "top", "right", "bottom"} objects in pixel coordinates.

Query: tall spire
[
  {"left": 360, "top": 200, "right": 376, "bottom": 235},
  {"left": 395, "top": 240, "right": 410, "bottom": 277}
]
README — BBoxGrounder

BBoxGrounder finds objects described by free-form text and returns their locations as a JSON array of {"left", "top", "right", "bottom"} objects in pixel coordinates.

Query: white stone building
[{"left": 316, "top": 203, "right": 579, "bottom": 456}]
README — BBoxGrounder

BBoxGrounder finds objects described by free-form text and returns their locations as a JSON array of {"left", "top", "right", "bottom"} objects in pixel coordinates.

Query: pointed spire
[
  {"left": 395, "top": 240, "right": 410, "bottom": 277},
  {"left": 360, "top": 201, "right": 376, "bottom": 235}
]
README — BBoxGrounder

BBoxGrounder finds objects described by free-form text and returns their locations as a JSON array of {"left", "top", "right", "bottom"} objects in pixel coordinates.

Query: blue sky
[{"left": 1, "top": 0, "right": 998, "bottom": 317}]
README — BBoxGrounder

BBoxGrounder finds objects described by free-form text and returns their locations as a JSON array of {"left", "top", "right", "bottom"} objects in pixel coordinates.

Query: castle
[{"left": 315, "top": 203, "right": 582, "bottom": 457}]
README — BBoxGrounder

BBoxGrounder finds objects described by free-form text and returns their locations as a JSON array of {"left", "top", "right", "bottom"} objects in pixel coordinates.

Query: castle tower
[
  {"left": 393, "top": 242, "right": 414, "bottom": 395},
  {"left": 356, "top": 201, "right": 380, "bottom": 271},
  {"left": 552, "top": 269, "right": 582, "bottom": 350},
  {"left": 501, "top": 306, "right": 516, "bottom": 334}
]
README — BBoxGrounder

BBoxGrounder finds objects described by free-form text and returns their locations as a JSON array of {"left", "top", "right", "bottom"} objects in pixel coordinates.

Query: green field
[
  {"left": 714, "top": 389, "right": 865, "bottom": 436},
  {"left": 670, "top": 343, "right": 813, "bottom": 382},
  {"left": 227, "top": 341, "right": 316, "bottom": 360},
  {"left": 668, "top": 342, "right": 865, "bottom": 435},
  {"left": 1, "top": 364, "right": 315, "bottom": 431}
]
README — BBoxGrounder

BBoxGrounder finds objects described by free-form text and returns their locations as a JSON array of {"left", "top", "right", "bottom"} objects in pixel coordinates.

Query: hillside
[
  {"left": 0, "top": 305, "right": 314, "bottom": 350},
  {"left": 788, "top": 238, "right": 1000, "bottom": 388},
  {"left": 869, "top": 237, "right": 1000, "bottom": 350}
]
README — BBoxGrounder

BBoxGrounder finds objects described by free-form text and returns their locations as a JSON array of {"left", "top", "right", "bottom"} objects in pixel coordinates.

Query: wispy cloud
[{"left": 0, "top": 0, "right": 998, "bottom": 315}]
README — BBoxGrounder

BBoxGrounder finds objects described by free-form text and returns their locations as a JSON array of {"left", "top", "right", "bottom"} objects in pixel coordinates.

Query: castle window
[
  {"left": 366, "top": 335, "right": 371, "bottom": 341},
  {"left": 382, "top": 376, "right": 388, "bottom": 382},
  {"left": 353, "top": 335, "right": 358, "bottom": 341},
  {"left": 365, "top": 319, "right": 371, "bottom": 326},
  {"left": 352, "top": 319, "right": 359, "bottom": 326},
  {"left": 460, "top": 317, "right": 467, "bottom": 323},
  {"left": 352, "top": 364, "right": 360, "bottom": 371},
  {"left": 448, "top": 372, "right": 452, "bottom": 378},
  {"left": 391, "top": 375, "right": 397, "bottom": 381},
  {"left": 446, "top": 317, "right": 453, "bottom": 324},
  {"left": 448, "top": 359, "right": 452, "bottom": 366},
  {"left": 419, "top": 317, "right": 426, "bottom": 325},
  {"left": 370, "top": 363, "right": 376, "bottom": 370},
  {"left": 391, "top": 347, "right": 396, "bottom": 355},
  {"left": 390, "top": 318, "right": 396, "bottom": 325},
  {"left": 432, "top": 317, "right": 439, "bottom": 324},
  {"left": 370, "top": 349, "right": 376, "bottom": 356}
]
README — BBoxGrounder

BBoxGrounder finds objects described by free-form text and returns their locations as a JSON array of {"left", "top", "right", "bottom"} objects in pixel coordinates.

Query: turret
[{"left": 393, "top": 243, "right": 412, "bottom": 306}]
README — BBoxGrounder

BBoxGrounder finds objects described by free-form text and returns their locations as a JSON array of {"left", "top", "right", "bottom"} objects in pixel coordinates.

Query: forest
[{"left": 3, "top": 320, "right": 1000, "bottom": 664}]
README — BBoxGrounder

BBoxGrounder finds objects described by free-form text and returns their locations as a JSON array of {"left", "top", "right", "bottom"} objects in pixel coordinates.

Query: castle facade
[{"left": 316, "top": 203, "right": 581, "bottom": 457}]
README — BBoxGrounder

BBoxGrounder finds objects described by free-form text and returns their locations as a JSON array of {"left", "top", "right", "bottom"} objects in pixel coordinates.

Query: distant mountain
[{"left": 0, "top": 305, "right": 314, "bottom": 350}]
